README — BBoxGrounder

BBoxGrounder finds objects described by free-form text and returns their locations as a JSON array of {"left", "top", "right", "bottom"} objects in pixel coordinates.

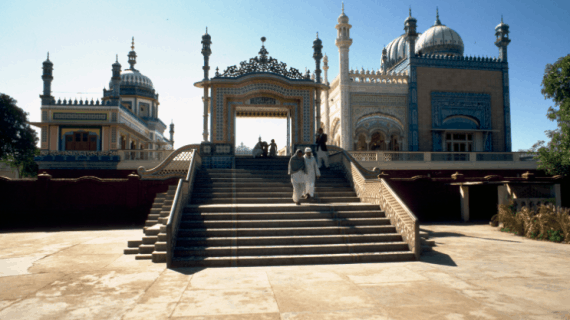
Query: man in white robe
[
  {"left": 288, "top": 149, "right": 306, "bottom": 205},
  {"left": 315, "top": 128, "right": 329, "bottom": 169},
  {"left": 303, "top": 147, "right": 320, "bottom": 200}
]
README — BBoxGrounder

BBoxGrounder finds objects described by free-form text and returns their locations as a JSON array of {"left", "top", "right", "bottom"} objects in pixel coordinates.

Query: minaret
[
  {"left": 313, "top": 33, "right": 323, "bottom": 134},
  {"left": 111, "top": 54, "right": 122, "bottom": 104},
  {"left": 380, "top": 47, "right": 388, "bottom": 72},
  {"left": 405, "top": 8, "right": 419, "bottom": 151},
  {"left": 201, "top": 28, "right": 212, "bottom": 142},
  {"left": 169, "top": 120, "right": 175, "bottom": 147},
  {"left": 41, "top": 52, "right": 54, "bottom": 105},
  {"left": 495, "top": 15, "right": 511, "bottom": 62},
  {"left": 405, "top": 7, "right": 418, "bottom": 59},
  {"left": 496, "top": 16, "right": 512, "bottom": 151},
  {"left": 127, "top": 37, "right": 137, "bottom": 71},
  {"left": 335, "top": 3, "right": 353, "bottom": 150},
  {"left": 323, "top": 54, "right": 331, "bottom": 134}
]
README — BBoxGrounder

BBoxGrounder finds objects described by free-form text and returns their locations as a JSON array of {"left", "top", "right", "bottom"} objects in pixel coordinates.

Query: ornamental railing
[
  {"left": 346, "top": 151, "right": 537, "bottom": 162},
  {"left": 166, "top": 148, "right": 201, "bottom": 267},
  {"left": 137, "top": 144, "right": 200, "bottom": 180},
  {"left": 328, "top": 145, "right": 420, "bottom": 260},
  {"left": 117, "top": 149, "right": 173, "bottom": 161}
]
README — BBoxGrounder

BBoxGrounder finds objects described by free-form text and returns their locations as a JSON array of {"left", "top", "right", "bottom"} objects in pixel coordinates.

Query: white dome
[
  {"left": 416, "top": 23, "right": 464, "bottom": 56},
  {"left": 110, "top": 69, "right": 154, "bottom": 90},
  {"left": 383, "top": 33, "right": 421, "bottom": 68}
]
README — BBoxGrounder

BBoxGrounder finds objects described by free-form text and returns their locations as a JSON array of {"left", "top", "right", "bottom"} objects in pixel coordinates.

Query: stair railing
[
  {"left": 165, "top": 148, "right": 202, "bottom": 267},
  {"left": 327, "top": 145, "right": 420, "bottom": 260},
  {"left": 137, "top": 144, "right": 201, "bottom": 180}
]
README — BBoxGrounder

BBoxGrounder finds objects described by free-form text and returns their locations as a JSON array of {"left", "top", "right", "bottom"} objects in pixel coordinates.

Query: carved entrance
[{"left": 194, "top": 35, "right": 328, "bottom": 164}]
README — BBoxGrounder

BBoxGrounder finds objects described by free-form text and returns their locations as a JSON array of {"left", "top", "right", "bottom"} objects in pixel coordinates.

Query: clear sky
[{"left": 1, "top": 0, "right": 568, "bottom": 151}]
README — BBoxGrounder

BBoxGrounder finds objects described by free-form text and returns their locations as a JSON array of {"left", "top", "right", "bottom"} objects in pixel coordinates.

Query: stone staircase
[
  {"left": 124, "top": 184, "right": 176, "bottom": 259},
  {"left": 170, "top": 156, "right": 415, "bottom": 267}
]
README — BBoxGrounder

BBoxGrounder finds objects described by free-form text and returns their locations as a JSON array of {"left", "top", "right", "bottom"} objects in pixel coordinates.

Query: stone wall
[{"left": 0, "top": 174, "right": 178, "bottom": 229}]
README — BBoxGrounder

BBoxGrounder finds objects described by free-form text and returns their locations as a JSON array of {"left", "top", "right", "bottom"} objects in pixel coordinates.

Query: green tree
[
  {"left": 0, "top": 93, "right": 39, "bottom": 177},
  {"left": 534, "top": 54, "right": 570, "bottom": 175}
]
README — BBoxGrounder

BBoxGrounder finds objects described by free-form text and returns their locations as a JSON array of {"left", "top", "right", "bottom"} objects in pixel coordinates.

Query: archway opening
[{"left": 235, "top": 118, "right": 289, "bottom": 156}]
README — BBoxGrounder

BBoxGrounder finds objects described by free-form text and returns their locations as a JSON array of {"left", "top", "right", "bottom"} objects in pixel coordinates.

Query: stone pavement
[{"left": 0, "top": 224, "right": 569, "bottom": 320}]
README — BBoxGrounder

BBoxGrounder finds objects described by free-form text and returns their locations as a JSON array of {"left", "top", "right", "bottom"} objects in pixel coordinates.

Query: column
[
  {"left": 287, "top": 111, "right": 291, "bottom": 155},
  {"left": 202, "top": 86, "right": 209, "bottom": 142}
]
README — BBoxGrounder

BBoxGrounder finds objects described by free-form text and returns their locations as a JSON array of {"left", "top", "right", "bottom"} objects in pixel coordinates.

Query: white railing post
[
  {"left": 424, "top": 152, "right": 431, "bottom": 162},
  {"left": 470, "top": 152, "right": 477, "bottom": 162}
]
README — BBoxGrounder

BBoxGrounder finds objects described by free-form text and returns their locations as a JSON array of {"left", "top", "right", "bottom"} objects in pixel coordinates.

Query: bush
[{"left": 492, "top": 202, "right": 570, "bottom": 243}]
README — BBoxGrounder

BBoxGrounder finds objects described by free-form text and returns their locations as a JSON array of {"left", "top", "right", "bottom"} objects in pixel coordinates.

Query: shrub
[{"left": 492, "top": 202, "right": 570, "bottom": 243}]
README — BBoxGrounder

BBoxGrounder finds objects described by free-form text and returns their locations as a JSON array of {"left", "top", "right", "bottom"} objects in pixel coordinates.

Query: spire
[
  {"left": 116, "top": 54, "right": 118, "bottom": 62},
  {"left": 409, "top": 6, "right": 411, "bottom": 17},
  {"left": 342, "top": 2, "right": 344, "bottom": 14},
  {"left": 47, "top": 52, "right": 50, "bottom": 61},
  {"left": 128, "top": 37, "right": 137, "bottom": 70},
  {"left": 501, "top": 15, "right": 503, "bottom": 23},
  {"left": 206, "top": 26, "right": 208, "bottom": 34},
  {"left": 435, "top": 7, "right": 442, "bottom": 25}
]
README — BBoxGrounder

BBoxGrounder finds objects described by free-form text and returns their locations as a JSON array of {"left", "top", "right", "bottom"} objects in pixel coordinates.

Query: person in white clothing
[
  {"left": 288, "top": 149, "right": 306, "bottom": 205},
  {"left": 303, "top": 147, "right": 320, "bottom": 200}
]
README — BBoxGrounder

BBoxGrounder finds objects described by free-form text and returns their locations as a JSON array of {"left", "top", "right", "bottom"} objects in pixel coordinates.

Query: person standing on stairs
[
  {"left": 315, "top": 128, "right": 329, "bottom": 169},
  {"left": 303, "top": 147, "right": 320, "bottom": 201},
  {"left": 288, "top": 149, "right": 307, "bottom": 205}
]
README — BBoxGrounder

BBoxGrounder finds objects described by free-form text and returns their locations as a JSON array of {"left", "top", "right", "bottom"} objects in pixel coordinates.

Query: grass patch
[{"left": 493, "top": 203, "right": 570, "bottom": 244}]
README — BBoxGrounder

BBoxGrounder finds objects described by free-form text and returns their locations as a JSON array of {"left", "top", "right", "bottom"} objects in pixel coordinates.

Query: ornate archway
[{"left": 194, "top": 37, "right": 328, "bottom": 160}]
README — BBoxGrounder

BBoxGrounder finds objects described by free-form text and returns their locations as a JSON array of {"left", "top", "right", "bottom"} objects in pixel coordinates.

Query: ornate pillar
[
  {"left": 313, "top": 34, "right": 323, "bottom": 137},
  {"left": 287, "top": 111, "right": 291, "bottom": 155},
  {"left": 323, "top": 54, "right": 330, "bottom": 134},
  {"left": 201, "top": 29, "right": 212, "bottom": 142},
  {"left": 335, "top": 4, "right": 353, "bottom": 150}
]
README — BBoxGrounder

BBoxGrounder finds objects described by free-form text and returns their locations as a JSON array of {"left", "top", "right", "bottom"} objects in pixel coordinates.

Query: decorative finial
[
  {"left": 116, "top": 54, "right": 118, "bottom": 62},
  {"left": 342, "top": 2, "right": 344, "bottom": 14},
  {"left": 131, "top": 37, "right": 135, "bottom": 51},
  {"left": 316, "top": 32, "right": 319, "bottom": 39},
  {"left": 435, "top": 7, "right": 442, "bottom": 25},
  {"left": 409, "top": 6, "right": 411, "bottom": 17},
  {"left": 501, "top": 15, "right": 503, "bottom": 23},
  {"left": 206, "top": 26, "right": 208, "bottom": 34},
  {"left": 47, "top": 52, "right": 50, "bottom": 60},
  {"left": 261, "top": 36, "right": 266, "bottom": 44}
]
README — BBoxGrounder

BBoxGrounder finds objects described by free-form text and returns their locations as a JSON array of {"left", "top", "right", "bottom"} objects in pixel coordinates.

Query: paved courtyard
[{"left": 0, "top": 223, "right": 569, "bottom": 320}]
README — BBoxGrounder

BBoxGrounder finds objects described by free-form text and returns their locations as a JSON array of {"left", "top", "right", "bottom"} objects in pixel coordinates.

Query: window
[{"left": 445, "top": 133, "right": 473, "bottom": 152}]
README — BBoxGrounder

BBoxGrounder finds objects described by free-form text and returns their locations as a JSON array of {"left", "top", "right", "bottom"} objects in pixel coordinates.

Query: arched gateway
[{"left": 194, "top": 34, "right": 328, "bottom": 168}]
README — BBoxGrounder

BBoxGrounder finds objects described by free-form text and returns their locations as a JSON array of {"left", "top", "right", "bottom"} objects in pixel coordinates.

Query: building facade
[
  {"left": 323, "top": 7, "right": 512, "bottom": 152},
  {"left": 32, "top": 39, "right": 174, "bottom": 172}
]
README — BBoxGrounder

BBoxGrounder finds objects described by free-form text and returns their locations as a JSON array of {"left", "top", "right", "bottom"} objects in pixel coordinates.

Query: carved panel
[{"left": 431, "top": 92, "right": 491, "bottom": 130}]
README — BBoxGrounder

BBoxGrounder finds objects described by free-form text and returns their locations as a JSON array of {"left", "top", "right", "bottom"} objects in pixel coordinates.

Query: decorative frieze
[{"left": 53, "top": 112, "right": 107, "bottom": 121}]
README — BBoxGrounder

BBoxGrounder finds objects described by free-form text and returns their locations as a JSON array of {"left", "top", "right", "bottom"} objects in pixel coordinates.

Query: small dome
[
  {"left": 338, "top": 12, "right": 349, "bottom": 24},
  {"left": 109, "top": 69, "right": 154, "bottom": 90},
  {"left": 416, "top": 23, "right": 464, "bottom": 56}
]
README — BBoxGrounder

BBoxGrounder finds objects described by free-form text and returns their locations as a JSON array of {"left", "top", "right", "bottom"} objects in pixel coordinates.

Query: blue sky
[{"left": 1, "top": 0, "right": 568, "bottom": 151}]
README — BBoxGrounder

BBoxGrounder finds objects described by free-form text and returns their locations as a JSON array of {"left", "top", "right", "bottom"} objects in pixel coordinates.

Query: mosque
[
  {"left": 32, "top": 38, "right": 175, "bottom": 173},
  {"left": 322, "top": 6, "right": 512, "bottom": 153}
]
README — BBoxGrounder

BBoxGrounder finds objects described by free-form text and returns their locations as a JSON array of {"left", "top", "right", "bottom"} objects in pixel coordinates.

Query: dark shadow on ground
[
  {"left": 419, "top": 249, "right": 458, "bottom": 267},
  {"left": 420, "top": 223, "right": 522, "bottom": 243},
  {"left": 169, "top": 267, "right": 207, "bottom": 275}
]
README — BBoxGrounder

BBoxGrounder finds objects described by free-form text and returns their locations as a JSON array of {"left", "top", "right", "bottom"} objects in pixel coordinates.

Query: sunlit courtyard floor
[{"left": 1, "top": 223, "right": 569, "bottom": 319}]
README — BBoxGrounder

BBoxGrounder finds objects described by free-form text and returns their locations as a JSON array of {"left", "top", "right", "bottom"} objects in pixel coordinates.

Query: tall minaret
[
  {"left": 496, "top": 16, "right": 512, "bottom": 151},
  {"left": 380, "top": 47, "right": 388, "bottom": 73},
  {"left": 495, "top": 15, "right": 511, "bottom": 62},
  {"left": 201, "top": 28, "right": 212, "bottom": 142},
  {"left": 111, "top": 54, "right": 122, "bottom": 104},
  {"left": 335, "top": 3, "right": 353, "bottom": 150},
  {"left": 313, "top": 33, "right": 323, "bottom": 134},
  {"left": 323, "top": 54, "right": 330, "bottom": 135},
  {"left": 41, "top": 52, "right": 54, "bottom": 105},
  {"left": 405, "top": 8, "right": 419, "bottom": 151}
]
